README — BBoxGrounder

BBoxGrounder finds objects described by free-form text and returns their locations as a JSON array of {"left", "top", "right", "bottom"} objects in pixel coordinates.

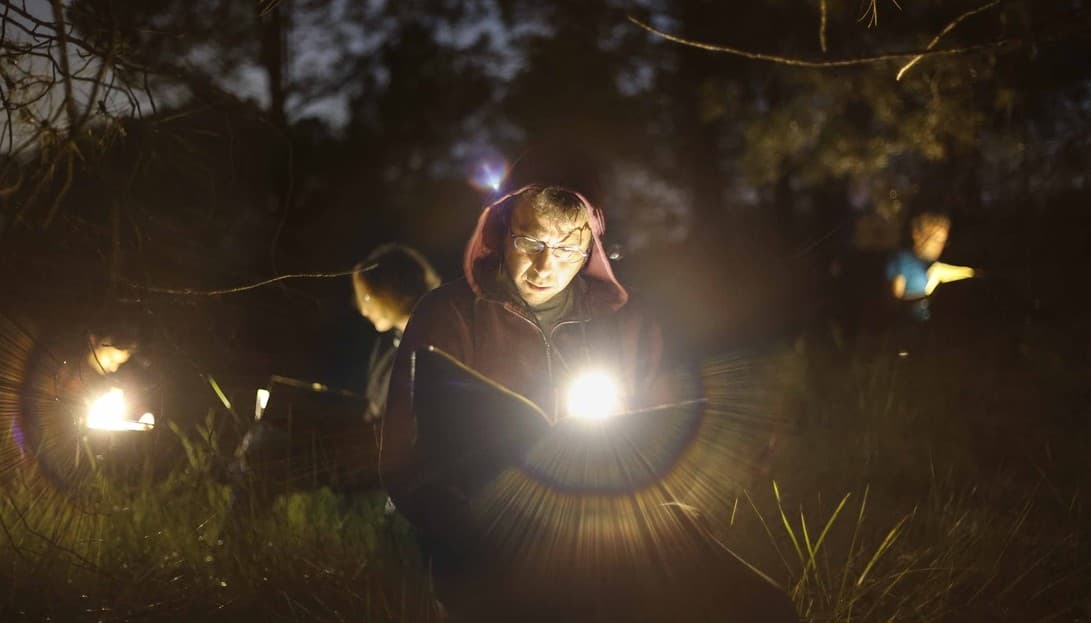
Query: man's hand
[{"left": 891, "top": 274, "right": 907, "bottom": 299}]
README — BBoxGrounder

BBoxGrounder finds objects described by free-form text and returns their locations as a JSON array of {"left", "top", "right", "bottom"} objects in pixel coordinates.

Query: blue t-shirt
[
  {"left": 886, "top": 249, "right": 933, "bottom": 321},
  {"left": 886, "top": 249, "right": 931, "bottom": 299}
]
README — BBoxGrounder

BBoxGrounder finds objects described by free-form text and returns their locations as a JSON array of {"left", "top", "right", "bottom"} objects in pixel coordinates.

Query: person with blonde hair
[
  {"left": 886, "top": 212, "right": 976, "bottom": 320},
  {"left": 225, "top": 244, "right": 438, "bottom": 511},
  {"left": 352, "top": 243, "right": 440, "bottom": 422}
]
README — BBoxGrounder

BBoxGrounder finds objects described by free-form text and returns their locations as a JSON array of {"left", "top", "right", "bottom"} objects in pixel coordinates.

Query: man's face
[
  {"left": 87, "top": 343, "right": 132, "bottom": 375},
  {"left": 353, "top": 276, "right": 400, "bottom": 333},
  {"left": 912, "top": 222, "right": 949, "bottom": 262},
  {"left": 503, "top": 198, "right": 591, "bottom": 307}
]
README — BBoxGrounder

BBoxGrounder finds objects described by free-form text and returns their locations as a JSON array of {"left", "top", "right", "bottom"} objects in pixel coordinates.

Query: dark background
[
  {"left": 6, "top": 1, "right": 1090, "bottom": 389},
  {"left": 2, "top": 0, "right": 1090, "bottom": 471},
  {"left": 2, "top": 1, "right": 1090, "bottom": 620}
]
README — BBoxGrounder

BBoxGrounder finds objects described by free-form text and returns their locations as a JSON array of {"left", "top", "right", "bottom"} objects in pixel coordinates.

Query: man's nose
[{"left": 530, "top": 249, "right": 554, "bottom": 274}]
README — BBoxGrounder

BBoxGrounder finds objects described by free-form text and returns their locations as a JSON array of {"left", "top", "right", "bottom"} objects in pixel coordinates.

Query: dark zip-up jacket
[
  {"left": 378, "top": 186, "right": 799, "bottom": 622},
  {"left": 363, "top": 330, "right": 399, "bottom": 423}
]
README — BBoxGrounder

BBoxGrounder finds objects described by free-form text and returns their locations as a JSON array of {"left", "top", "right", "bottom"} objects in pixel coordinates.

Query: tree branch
[
  {"left": 48, "top": 0, "right": 79, "bottom": 132},
  {"left": 896, "top": 0, "right": 1002, "bottom": 81},
  {"left": 124, "top": 266, "right": 367, "bottom": 297},
  {"left": 628, "top": 14, "right": 1024, "bottom": 69}
]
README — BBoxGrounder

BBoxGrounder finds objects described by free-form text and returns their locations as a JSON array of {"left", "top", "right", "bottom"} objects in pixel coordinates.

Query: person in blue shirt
[{"left": 886, "top": 212, "right": 975, "bottom": 321}]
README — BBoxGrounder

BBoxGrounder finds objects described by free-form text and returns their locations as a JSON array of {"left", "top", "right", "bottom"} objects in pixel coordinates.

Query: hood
[{"left": 463, "top": 184, "right": 628, "bottom": 311}]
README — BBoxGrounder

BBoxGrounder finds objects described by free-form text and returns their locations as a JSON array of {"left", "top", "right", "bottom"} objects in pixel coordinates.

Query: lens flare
[
  {"left": 2, "top": 313, "right": 165, "bottom": 575},
  {"left": 425, "top": 353, "right": 793, "bottom": 619},
  {"left": 565, "top": 370, "right": 622, "bottom": 421},
  {"left": 87, "top": 387, "right": 126, "bottom": 429},
  {"left": 468, "top": 159, "right": 509, "bottom": 193},
  {"left": 86, "top": 388, "right": 154, "bottom": 431}
]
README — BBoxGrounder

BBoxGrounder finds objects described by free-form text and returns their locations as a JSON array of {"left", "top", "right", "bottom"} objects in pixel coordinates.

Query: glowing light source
[
  {"left": 255, "top": 388, "right": 270, "bottom": 421},
  {"left": 86, "top": 388, "right": 154, "bottom": 431},
  {"left": 468, "top": 159, "right": 509, "bottom": 193},
  {"left": 924, "top": 261, "right": 976, "bottom": 296},
  {"left": 565, "top": 371, "right": 622, "bottom": 421}
]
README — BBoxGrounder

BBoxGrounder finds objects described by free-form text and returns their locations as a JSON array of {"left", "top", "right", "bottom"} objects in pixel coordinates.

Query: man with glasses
[
  {"left": 382, "top": 182, "right": 661, "bottom": 439},
  {"left": 381, "top": 177, "right": 798, "bottom": 622},
  {"left": 501, "top": 190, "right": 594, "bottom": 336},
  {"left": 380, "top": 180, "right": 664, "bottom": 613}
]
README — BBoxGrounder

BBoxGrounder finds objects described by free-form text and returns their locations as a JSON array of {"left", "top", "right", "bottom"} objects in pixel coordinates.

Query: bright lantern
[
  {"left": 86, "top": 388, "right": 154, "bottom": 431},
  {"left": 565, "top": 371, "right": 622, "bottom": 421}
]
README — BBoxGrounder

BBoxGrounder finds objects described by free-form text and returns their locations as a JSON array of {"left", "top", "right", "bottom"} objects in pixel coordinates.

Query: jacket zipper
[
  {"left": 504, "top": 302, "right": 560, "bottom": 421},
  {"left": 512, "top": 304, "right": 553, "bottom": 368},
  {"left": 483, "top": 296, "right": 592, "bottom": 423}
]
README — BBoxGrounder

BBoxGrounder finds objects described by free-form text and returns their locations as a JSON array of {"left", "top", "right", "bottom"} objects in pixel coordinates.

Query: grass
[
  {"left": 1, "top": 322, "right": 1088, "bottom": 622},
  {"left": 1, "top": 409, "right": 435, "bottom": 623},
  {"left": 727, "top": 479, "right": 1077, "bottom": 622},
  {"left": 720, "top": 323, "right": 1091, "bottom": 622}
]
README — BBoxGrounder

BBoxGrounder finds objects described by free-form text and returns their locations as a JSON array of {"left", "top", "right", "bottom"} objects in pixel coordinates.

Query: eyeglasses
[{"left": 510, "top": 233, "right": 590, "bottom": 264}]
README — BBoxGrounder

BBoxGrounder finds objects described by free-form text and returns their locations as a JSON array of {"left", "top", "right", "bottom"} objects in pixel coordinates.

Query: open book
[
  {"left": 405, "top": 347, "right": 798, "bottom": 620},
  {"left": 409, "top": 346, "right": 550, "bottom": 496},
  {"left": 409, "top": 345, "right": 701, "bottom": 496}
]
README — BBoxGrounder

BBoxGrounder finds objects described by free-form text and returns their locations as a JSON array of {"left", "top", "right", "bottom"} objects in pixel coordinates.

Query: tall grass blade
[
  {"left": 856, "top": 513, "right": 910, "bottom": 588},
  {"left": 773, "top": 481, "right": 805, "bottom": 564}
]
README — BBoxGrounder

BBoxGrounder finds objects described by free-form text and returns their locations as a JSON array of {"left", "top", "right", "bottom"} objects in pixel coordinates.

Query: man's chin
[{"left": 519, "top": 288, "right": 557, "bottom": 306}]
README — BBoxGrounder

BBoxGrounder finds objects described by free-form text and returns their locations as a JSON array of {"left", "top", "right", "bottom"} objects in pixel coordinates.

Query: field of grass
[
  {"left": 2, "top": 321, "right": 1088, "bottom": 622},
  {"left": 1, "top": 408, "right": 438, "bottom": 622}
]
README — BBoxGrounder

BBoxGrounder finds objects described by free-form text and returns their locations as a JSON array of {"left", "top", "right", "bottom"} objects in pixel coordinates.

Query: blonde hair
[
  {"left": 522, "top": 186, "right": 587, "bottom": 227},
  {"left": 911, "top": 212, "right": 951, "bottom": 238},
  {"left": 353, "top": 244, "right": 440, "bottom": 317}
]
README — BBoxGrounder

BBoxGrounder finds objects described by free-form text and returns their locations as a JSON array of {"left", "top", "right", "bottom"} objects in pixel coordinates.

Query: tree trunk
[{"left": 258, "top": 4, "right": 288, "bottom": 129}]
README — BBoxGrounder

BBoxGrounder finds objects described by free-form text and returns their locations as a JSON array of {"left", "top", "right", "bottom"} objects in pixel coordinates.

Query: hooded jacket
[
  {"left": 380, "top": 185, "right": 663, "bottom": 530},
  {"left": 378, "top": 187, "right": 800, "bottom": 623}
]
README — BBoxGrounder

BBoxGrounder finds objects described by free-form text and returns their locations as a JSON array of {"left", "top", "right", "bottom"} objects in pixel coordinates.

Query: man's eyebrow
[
  {"left": 512, "top": 224, "right": 588, "bottom": 246},
  {"left": 557, "top": 223, "right": 590, "bottom": 245}
]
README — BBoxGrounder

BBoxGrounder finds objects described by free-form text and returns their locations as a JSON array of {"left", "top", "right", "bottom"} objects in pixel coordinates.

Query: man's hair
[
  {"left": 507, "top": 186, "right": 588, "bottom": 232},
  {"left": 353, "top": 243, "right": 440, "bottom": 316},
  {"left": 910, "top": 212, "right": 951, "bottom": 236}
]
